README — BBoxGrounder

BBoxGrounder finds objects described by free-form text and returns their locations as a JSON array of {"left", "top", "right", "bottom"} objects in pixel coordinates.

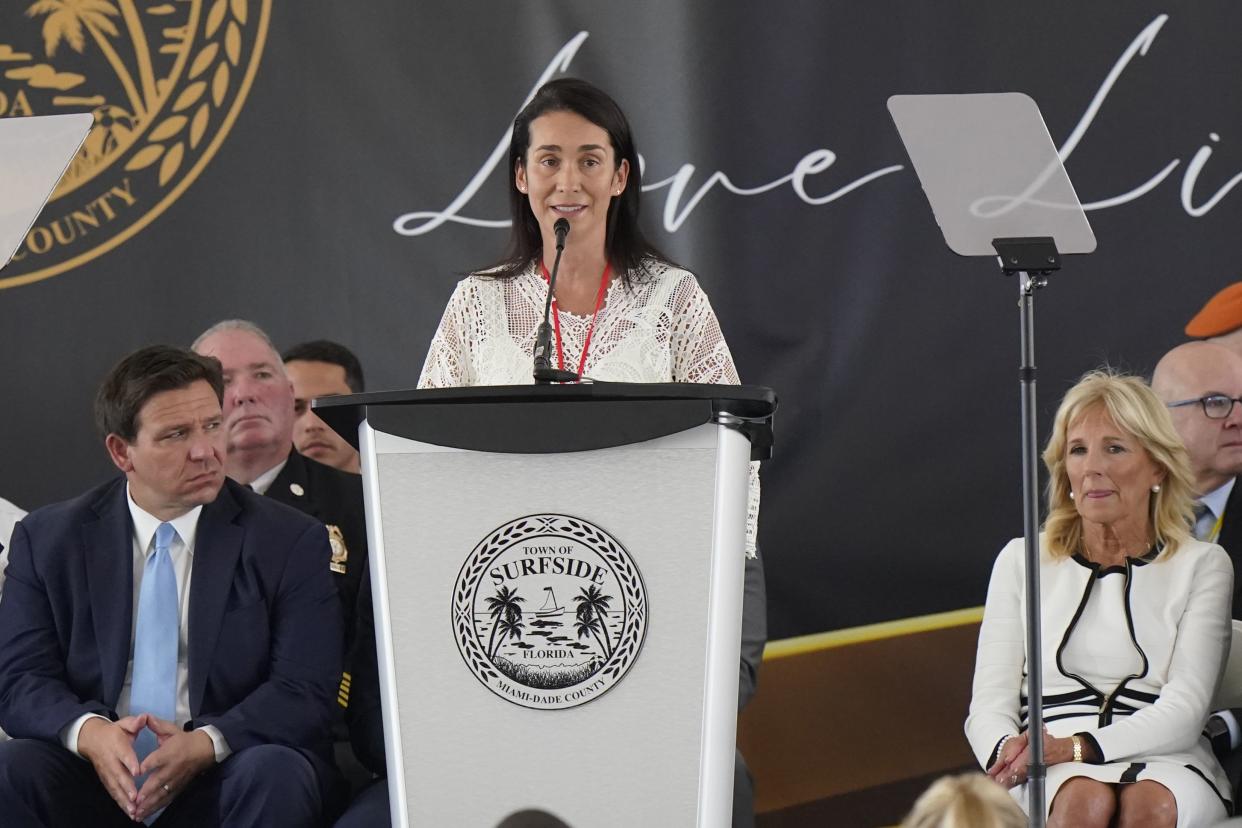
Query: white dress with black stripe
[{"left": 966, "top": 536, "right": 1233, "bottom": 825}]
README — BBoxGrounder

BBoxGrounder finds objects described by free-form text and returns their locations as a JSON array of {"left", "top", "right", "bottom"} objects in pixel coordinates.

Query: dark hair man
[
  {"left": 282, "top": 339, "right": 365, "bottom": 475},
  {"left": 0, "top": 345, "right": 344, "bottom": 826}
]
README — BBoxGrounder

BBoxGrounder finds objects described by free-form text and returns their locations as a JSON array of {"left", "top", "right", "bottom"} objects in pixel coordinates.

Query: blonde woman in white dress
[{"left": 967, "top": 370, "right": 1233, "bottom": 827}]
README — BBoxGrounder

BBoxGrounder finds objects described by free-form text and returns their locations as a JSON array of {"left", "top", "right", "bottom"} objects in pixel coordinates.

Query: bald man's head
[
  {"left": 1210, "top": 327, "right": 1242, "bottom": 362},
  {"left": 1153, "top": 341, "right": 1242, "bottom": 493}
]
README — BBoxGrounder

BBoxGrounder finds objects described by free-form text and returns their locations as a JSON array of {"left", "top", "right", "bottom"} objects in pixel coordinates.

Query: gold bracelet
[{"left": 1072, "top": 735, "right": 1083, "bottom": 763}]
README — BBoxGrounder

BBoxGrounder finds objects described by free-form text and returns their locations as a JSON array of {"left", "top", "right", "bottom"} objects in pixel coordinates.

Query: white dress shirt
[
  {"left": 0, "top": 495, "right": 27, "bottom": 599},
  {"left": 248, "top": 459, "right": 287, "bottom": 496},
  {"left": 61, "top": 486, "right": 230, "bottom": 762}
]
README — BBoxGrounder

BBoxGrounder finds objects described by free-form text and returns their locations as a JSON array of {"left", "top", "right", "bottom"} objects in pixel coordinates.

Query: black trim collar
[{"left": 1071, "top": 544, "right": 1161, "bottom": 576}]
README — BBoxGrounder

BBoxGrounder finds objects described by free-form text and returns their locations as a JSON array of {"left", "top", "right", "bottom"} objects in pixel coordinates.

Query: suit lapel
[
  {"left": 187, "top": 482, "right": 243, "bottom": 715},
  {"left": 83, "top": 481, "right": 135, "bottom": 709},
  {"left": 1220, "top": 479, "right": 1242, "bottom": 548}
]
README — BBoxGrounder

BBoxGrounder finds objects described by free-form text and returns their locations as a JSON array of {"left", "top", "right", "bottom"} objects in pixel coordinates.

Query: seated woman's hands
[
  {"left": 987, "top": 728, "right": 1085, "bottom": 788},
  {"left": 987, "top": 732, "right": 1029, "bottom": 788}
]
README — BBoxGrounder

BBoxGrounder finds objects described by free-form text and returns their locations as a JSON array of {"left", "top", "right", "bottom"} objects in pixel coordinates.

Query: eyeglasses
[{"left": 1166, "top": 394, "right": 1242, "bottom": 419}]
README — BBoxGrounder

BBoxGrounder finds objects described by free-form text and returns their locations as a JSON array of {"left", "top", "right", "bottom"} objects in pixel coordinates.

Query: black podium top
[{"left": 315, "top": 383, "right": 776, "bottom": 459}]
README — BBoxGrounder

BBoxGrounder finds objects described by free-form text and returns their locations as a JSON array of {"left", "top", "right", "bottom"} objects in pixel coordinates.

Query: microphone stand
[{"left": 533, "top": 219, "right": 581, "bottom": 384}]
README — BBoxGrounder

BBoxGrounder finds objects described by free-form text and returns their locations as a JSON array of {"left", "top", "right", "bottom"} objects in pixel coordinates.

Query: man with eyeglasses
[
  {"left": 1153, "top": 341, "right": 1242, "bottom": 562},
  {"left": 1153, "top": 340, "right": 1242, "bottom": 783}
]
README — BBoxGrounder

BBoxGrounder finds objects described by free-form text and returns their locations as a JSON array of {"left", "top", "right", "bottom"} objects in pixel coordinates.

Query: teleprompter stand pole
[
  {"left": 993, "top": 236, "right": 1061, "bottom": 828},
  {"left": 887, "top": 92, "right": 1095, "bottom": 826}
]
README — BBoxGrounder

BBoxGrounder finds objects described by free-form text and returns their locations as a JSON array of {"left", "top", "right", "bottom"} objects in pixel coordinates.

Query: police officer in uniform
[{"left": 193, "top": 321, "right": 367, "bottom": 647}]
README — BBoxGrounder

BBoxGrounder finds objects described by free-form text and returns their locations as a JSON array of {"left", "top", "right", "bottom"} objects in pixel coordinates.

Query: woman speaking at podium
[
  {"left": 416, "top": 78, "right": 764, "bottom": 826},
  {"left": 416, "top": 77, "right": 758, "bottom": 558}
]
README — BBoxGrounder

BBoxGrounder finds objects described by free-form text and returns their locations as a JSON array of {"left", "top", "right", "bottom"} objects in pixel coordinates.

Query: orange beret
[{"left": 1186, "top": 283, "right": 1242, "bottom": 337}]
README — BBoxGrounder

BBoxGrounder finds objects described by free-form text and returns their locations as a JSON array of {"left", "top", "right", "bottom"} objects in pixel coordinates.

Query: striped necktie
[{"left": 1194, "top": 502, "right": 1215, "bottom": 541}]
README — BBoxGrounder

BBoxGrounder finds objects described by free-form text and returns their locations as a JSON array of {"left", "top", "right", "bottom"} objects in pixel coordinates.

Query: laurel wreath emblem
[
  {"left": 123, "top": 0, "right": 244, "bottom": 186},
  {"left": 0, "top": 0, "right": 271, "bottom": 289}
]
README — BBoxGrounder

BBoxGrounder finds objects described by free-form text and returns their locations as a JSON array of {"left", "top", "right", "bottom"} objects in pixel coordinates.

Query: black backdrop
[{"left": 3, "top": 1, "right": 1241, "bottom": 640}]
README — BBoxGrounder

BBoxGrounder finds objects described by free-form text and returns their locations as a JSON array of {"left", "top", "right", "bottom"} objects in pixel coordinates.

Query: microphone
[{"left": 533, "top": 219, "right": 580, "bottom": 383}]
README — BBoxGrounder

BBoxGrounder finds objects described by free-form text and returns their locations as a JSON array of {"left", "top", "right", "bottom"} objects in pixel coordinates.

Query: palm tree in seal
[
  {"left": 485, "top": 586, "right": 525, "bottom": 658},
  {"left": 573, "top": 586, "right": 614, "bottom": 660},
  {"left": 26, "top": 0, "right": 157, "bottom": 119},
  {"left": 574, "top": 612, "right": 607, "bottom": 664},
  {"left": 493, "top": 613, "right": 525, "bottom": 659}
]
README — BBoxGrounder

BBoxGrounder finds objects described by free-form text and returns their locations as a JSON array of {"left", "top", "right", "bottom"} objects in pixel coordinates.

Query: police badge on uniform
[{"left": 327, "top": 524, "right": 349, "bottom": 574}]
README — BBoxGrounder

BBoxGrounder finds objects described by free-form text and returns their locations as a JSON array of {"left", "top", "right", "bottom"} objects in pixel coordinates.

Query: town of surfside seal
[{"left": 453, "top": 514, "right": 648, "bottom": 710}]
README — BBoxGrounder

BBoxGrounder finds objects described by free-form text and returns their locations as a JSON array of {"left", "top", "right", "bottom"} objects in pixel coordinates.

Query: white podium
[{"left": 319, "top": 384, "right": 775, "bottom": 827}]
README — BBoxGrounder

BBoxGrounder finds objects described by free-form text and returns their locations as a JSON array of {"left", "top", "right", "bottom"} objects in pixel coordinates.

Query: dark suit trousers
[{"left": 0, "top": 739, "right": 324, "bottom": 828}]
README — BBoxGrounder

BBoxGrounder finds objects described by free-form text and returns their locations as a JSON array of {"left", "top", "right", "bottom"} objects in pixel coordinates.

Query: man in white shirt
[{"left": 0, "top": 345, "right": 343, "bottom": 826}]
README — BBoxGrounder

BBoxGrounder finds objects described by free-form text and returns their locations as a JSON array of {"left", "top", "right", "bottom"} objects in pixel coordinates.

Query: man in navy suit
[
  {"left": 0, "top": 345, "right": 344, "bottom": 827},
  {"left": 1154, "top": 340, "right": 1242, "bottom": 793}
]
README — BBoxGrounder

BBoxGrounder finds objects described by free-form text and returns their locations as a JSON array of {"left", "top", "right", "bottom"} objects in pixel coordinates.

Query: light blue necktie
[{"left": 130, "top": 522, "right": 179, "bottom": 788}]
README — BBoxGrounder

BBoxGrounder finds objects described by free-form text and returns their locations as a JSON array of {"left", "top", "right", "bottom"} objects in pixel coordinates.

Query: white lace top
[{"left": 418, "top": 260, "right": 760, "bottom": 556}]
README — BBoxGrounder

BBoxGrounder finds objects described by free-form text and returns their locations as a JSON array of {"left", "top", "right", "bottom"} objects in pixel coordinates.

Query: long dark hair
[{"left": 484, "top": 78, "right": 675, "bottom": 285}]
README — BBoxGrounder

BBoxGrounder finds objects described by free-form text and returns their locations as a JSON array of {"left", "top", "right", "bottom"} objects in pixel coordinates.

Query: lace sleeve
[
  {"left": 418, "top": 279, "right": 477, "bottom": 389},
  {"left": 668, "top": 273, "right": 741, "bottom": 386},
  {"left": 669, "top": 273, "right": 761, "bottom": 558},
  {"left": 741, "top": 466, "right": 762, "bottom": 558}
]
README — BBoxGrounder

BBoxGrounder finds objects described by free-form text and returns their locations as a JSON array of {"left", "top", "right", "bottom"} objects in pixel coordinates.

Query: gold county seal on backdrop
[{"left": 0, "top": 0, "right": 270, "bottom": 289}]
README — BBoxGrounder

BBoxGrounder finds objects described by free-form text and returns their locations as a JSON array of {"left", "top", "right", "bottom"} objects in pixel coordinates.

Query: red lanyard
[{"left": 539, "top": 261, "right": 611, "bottom": 377}]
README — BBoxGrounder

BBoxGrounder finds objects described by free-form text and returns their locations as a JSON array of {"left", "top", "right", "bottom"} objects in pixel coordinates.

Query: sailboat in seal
[{"left": 535, "top": 586, "right": 566, "bottom": 617}]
